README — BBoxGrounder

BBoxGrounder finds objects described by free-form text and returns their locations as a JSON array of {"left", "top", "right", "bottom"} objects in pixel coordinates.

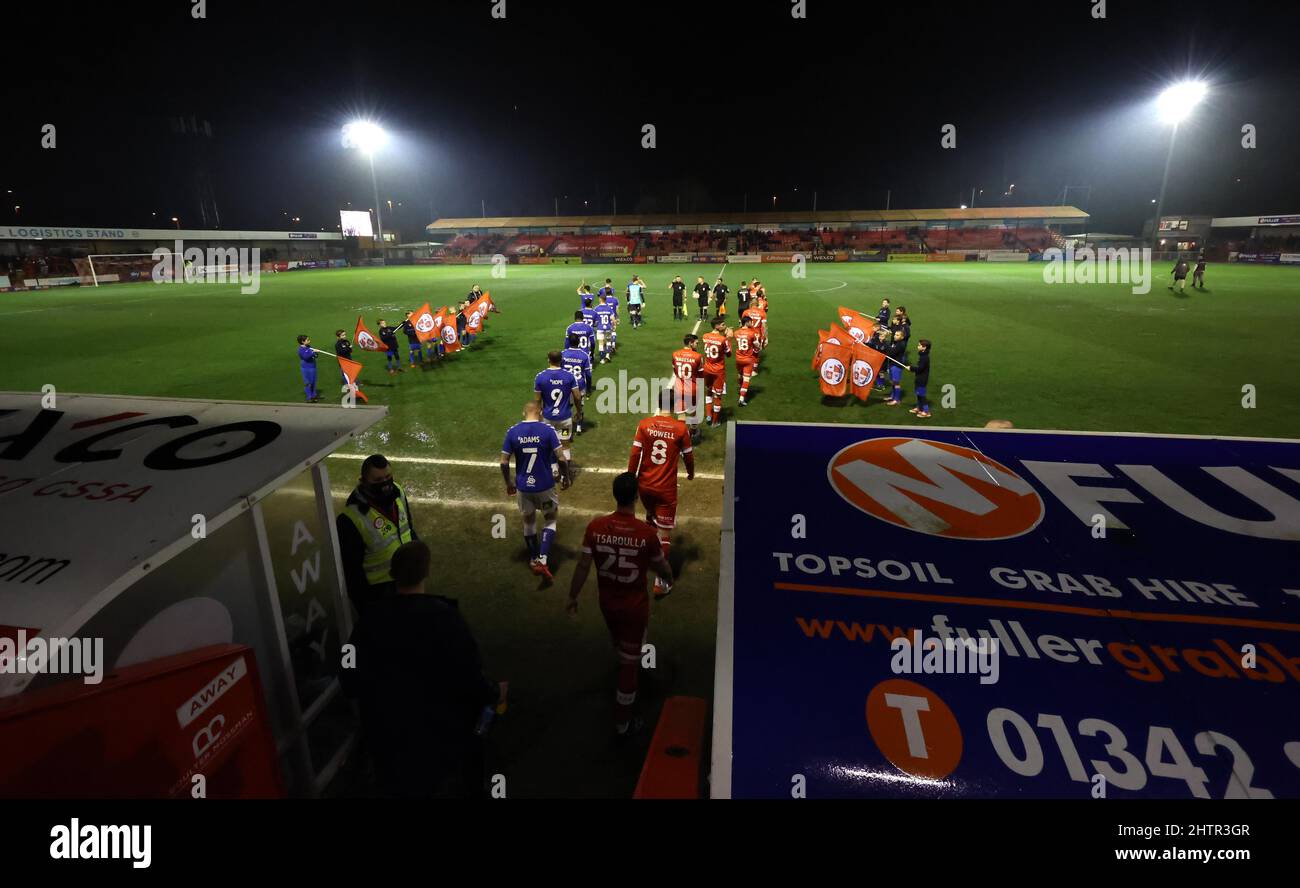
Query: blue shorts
[{"left": 890, "top": 366, "right": 902, "bottom": 383}]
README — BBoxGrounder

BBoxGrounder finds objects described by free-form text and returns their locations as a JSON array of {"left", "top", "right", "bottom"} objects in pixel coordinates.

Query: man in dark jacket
[
  {"left": 908, "top": 339, "right": 932, "bottom": 419},
  {"left": 340, "top": 541, "right": 500, "bottom": 798}
]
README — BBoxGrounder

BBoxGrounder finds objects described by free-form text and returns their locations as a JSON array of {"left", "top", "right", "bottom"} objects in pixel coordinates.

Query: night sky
[{"left": 5, "top": 0, "right": 1299, "bottom": 237}]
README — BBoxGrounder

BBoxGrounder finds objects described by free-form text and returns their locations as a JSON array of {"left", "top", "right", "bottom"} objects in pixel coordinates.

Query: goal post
[
  {"left": 84, "top": 252, "right": 246, "bottom": 286},
  {"left": 84, "top": 253, "right": 163, "bottom": 287}
]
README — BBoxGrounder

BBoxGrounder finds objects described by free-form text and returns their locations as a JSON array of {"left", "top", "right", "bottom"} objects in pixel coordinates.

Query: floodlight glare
[
  {"left": 342, "top": 121, "right": 388, "bottom": 154},
  {"left": 1155, "top": 80, "right": 1208, "bottom": 125}
]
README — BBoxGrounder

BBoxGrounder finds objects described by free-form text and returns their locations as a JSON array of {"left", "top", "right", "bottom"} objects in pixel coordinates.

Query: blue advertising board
[{"left": 712, "top": 422, "right": 1300, "bottom": 799}]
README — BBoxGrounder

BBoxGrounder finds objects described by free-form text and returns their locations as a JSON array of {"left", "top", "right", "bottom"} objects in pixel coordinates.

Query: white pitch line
[
  {"left": 0, "top": 295, "right": 163, "bottom": 316},
  {"left": 326, "top": 451, "right": 725, "bottom": 481},
  {"left": 292, "top": 485, "right": 721, "bottom": 523},
  {"left": 809, "top": 280, "right": 848, "bottom": 293}
]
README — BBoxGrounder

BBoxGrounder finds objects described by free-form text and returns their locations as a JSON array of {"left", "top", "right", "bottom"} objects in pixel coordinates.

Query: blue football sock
[
  {"left": 540, "top": 528, "right": 555, "bottom": 558},
  {"left": 525, "top": 534, "right": 540, "bottom": 558}
]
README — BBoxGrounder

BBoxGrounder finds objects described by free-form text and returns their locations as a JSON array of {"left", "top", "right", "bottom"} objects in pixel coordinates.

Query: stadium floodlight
[
  {"left": 1150, "top": 80, "right": 1209, "bottom": 250},
  {"left": 1155, "top": 80, "right": 1208, "bottom": 125},
  {"left": 342, "top": 120, "right": 388, "bottom": 244}
]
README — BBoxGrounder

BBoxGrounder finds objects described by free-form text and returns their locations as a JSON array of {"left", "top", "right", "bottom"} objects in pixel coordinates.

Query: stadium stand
[
  {"left": 503, "top": 234, "right": 557, "bottom": 255},
  {"left": 549, "top": 234, "right": 636, "bottom": 256}
]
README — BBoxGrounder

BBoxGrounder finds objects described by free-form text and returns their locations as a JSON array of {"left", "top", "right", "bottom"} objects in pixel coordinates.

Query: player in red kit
[
  {"left": 700, "top": 319, "right": 731, "bottom": 427},
  {"left": 627, "top": 388, "right": 695, "bottom": 598},
  {"left": 734, "top": 315, "right": 762, "bottom": 406},
  {"left": 671, "top": 333, "right": 705, "bottom": 443},
  {"left": 567, "top": 472, "right": 673, "bottom": 738}
]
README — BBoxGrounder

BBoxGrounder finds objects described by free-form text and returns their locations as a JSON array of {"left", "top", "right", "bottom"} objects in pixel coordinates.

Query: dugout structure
[
  {"left": 0, "top": 392, "right": 386, "bottom": 796},
  {"left": 713, "top": 421, "right": 1300, "bottom": 799}
]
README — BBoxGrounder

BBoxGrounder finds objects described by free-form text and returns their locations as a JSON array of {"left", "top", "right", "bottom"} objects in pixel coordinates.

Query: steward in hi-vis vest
[{"left": 336, "top": 454, "right": 419, "bottom": 616}]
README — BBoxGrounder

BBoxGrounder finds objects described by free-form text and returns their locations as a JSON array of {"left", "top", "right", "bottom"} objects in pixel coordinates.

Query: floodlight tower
[
  {"left": 1150, "top": 81, "right": 1207, "bottom": 252},
  {"left": 342, "top": 121, "right": 389, "bottom": 243}
]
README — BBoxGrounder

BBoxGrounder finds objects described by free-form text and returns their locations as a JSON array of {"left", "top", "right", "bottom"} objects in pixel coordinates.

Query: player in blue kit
[
  {"left": 577, "top": 281, "right": 596, "bottom": 309},
  {"left": 561, "top": 335, "right": 593, "bottom": 434},
  {"left": 592, "top": 295, "right": 617, "bottom": 364},
  {"left": 297, "top": 335, "right": 320, "bottom": 402},
  {"left": 566, "top": 310, "right": 597, "bottom": 359},
  {"left": 580, "top": 296, "right": 597, "bottom": 328},
  {"left": 500, "top": 401, "right": 571, "bottom": 583},
  {"left": 604, "top": 285, "right": 620, "bottom": 353},
  {"left": 535, "top": 350, "right": 582, "bottom": 463}
]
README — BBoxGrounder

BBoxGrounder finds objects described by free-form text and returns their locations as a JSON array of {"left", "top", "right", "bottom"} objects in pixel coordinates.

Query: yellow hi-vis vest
[{"left": 341, "top": 485, "right": 414, "bottom": 587}]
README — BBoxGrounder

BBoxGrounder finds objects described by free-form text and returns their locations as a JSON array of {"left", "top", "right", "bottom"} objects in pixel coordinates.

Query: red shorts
[
  {"left": 736, "top": 356, "right": 757, "bottom": 375},
  {"left": 600, "top": 600, "right": 649, "bottom": 658},
  {"left": 702, "top": 368, "right": 725, "bottom": 395},
  {"left": 639, "top": 487, "right": 678, "bottom": 530},
  {"left": 671, "top": 377, "right": 701, "bottom": 415}
]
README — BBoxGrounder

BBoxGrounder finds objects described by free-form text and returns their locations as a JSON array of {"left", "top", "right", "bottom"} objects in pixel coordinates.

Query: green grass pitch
[{"left": 7, "top": 260, "right": 1298, "bottom": 796}]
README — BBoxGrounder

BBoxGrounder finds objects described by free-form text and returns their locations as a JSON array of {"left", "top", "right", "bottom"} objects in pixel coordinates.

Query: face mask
[{"left": 366, "top": 481, "right": 398, "bottom": 505}]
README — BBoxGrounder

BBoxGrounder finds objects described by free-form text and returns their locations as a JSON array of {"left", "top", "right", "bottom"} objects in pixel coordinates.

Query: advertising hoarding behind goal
[{"left": 713, "top": 421, "right": 1300, "bottom": 799}]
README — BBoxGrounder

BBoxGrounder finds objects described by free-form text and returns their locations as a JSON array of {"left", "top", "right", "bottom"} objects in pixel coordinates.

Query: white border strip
[{"left": 709, "top": 421, "right": 738, "bottom": 799}]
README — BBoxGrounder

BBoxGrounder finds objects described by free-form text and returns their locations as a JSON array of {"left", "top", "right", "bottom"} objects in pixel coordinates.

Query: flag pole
[{"left": 311, "top": 348, "right": 340, "bottom": 358}]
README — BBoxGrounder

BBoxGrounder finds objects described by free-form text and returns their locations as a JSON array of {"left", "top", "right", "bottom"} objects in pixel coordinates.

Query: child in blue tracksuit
[
  {"left": 908, "top": 339, "right": 932, "bottom": 418},
  {"left": 884, "top": 329, "right": 908, "bottom": 406},
  {"left": 870, "top": 327, "right": 892, "bottom": 391},
  {"left": 297, "top": 335, "right": 319, "bottom": 402},
  {"left": 335, "top": 329, "right": 353, "bottom": 386},
  {"left": 402, "top": 312, "right": 427, "bottom": 366},
  {"left": 377, "top": 318, "right": 403, "bottom": 374}
]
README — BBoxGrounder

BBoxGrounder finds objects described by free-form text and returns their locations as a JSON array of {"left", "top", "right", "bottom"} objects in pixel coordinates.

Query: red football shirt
[
  {"left": 628, "top": 415, "right": 692, "bottom": 495},
  {"left": 582, "top": 511, "right": 663, "bottom": 611}
]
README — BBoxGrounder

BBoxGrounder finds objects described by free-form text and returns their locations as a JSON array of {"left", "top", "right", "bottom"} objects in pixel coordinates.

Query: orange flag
[
  {"left": 837, "top": 307, "right": 876, "bottom": 344},
  {"left": 827, "top": 323, "right": 851, "bottom": 347},
  {"left": 338, "top": 356, "right": 369, "bottom": 403},
  {"left": 818, "top": 342, "right": 851, "bottom": 397},
  {"left": 812, "top": 329, "right": 831, "bottom": 370},
  {"left": 410, "top": 302, "right": 441, "bottom": 342},
  {"left": 438, "top": 307, "right": 462, "bottom": 353},
  {"left": 465, "top": 297, "right": 487, "bottom": 334},
  {"left": 850, "top": 341, "right": 887, "bottom": 402},
  {"left": 354, "top": 316, "right": 388, "bottom": 352}
]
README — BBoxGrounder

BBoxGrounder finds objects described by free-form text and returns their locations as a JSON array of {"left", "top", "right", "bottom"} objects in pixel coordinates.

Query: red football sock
[{"left": 615, "top": 660, "right": 639, "bottom": 730}]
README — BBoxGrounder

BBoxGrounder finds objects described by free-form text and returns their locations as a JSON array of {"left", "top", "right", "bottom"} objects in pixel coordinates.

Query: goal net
[{"left": 81, "top": 253, "right": 245, "bottom": 286}]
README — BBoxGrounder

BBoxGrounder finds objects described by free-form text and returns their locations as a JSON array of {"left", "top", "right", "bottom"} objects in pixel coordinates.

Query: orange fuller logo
[{"left": 828, "top": 438, "right": 1046, "bottom": 540}]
